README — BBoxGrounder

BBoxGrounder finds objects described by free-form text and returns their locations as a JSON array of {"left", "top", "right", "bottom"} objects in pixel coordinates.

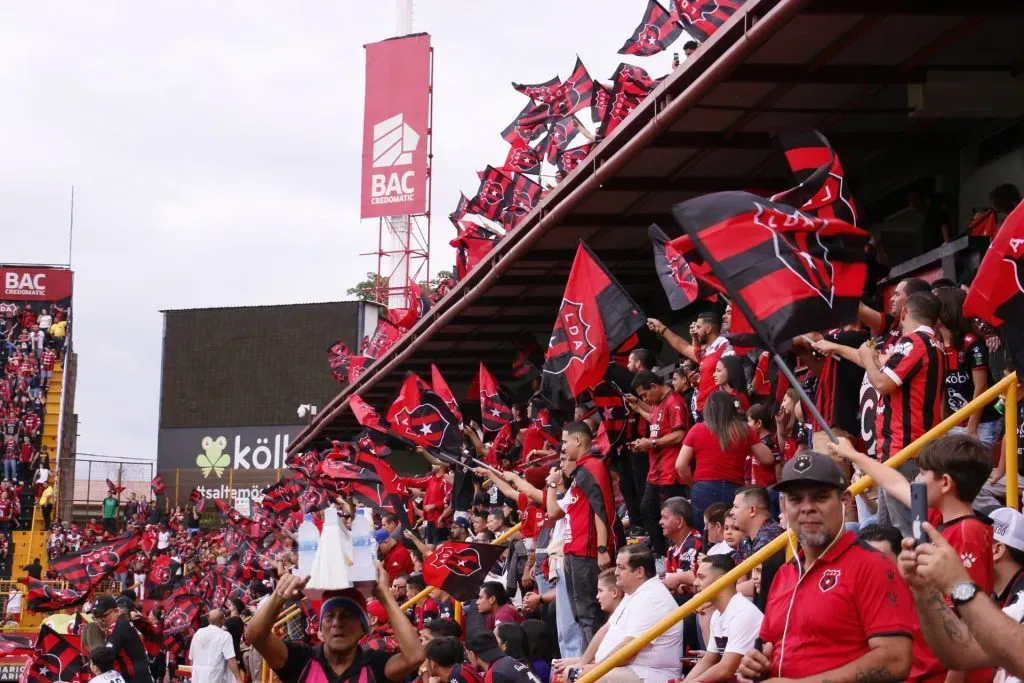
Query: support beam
[
  {"left": 649, "top": 130, "right": 926, "bottom": 149},
  {"left": 599, "top": 176, "right": 785, "bottom": 193},
  {"left": 723, "top": 64, "right": 1012, "bottom": 86},
  {"left": 801, "top": 0, "right": 1021, "bottom": 14}
]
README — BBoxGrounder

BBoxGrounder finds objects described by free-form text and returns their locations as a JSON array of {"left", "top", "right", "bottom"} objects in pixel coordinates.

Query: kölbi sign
[{"left": 156, "top": 425, "right": 302, "bottom": 481}]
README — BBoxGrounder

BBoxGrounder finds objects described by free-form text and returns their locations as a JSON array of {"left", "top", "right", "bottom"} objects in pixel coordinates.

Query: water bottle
[
  {"left": 350, "top": 507, "right": 376, "bottom": 584},
  {"left": 297, "top": 513, "right": 319, "bottom": 577}
]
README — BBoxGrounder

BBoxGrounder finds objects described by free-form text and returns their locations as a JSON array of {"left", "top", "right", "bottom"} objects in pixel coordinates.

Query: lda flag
[{"left": 360, "top": 33, "right": 432, "bottom": 219}]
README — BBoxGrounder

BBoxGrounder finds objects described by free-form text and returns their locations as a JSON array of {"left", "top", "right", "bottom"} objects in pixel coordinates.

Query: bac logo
[
  {"left": 4, "top": 272, "right": 46, "bottom": 294},
  {"left": 370, "top": 113, "right": 420, "bottom": 206}
]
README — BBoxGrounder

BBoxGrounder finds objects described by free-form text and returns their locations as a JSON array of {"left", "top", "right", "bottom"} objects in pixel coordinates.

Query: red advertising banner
[
  {"left": 360, "top": 34, "right": 431, "bottom": 219},
  {"left": 0, "top": 266, "right": 73, "bottom": 302}
]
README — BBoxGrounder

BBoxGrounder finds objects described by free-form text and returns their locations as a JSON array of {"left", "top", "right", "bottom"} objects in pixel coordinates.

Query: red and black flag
[
  {"left": 512, "top": 333, "right": 545, "bottom": 378},
  {"left": 431, "top": 364, "right": 462, "bottom": 423},
  {"left": 650, "top": 223, "right": 702, "bottom": 309},
  {"left": 189, "top": 488, "right": 202, "bottom": 506},
  {"left": 671, "top": 192, "right": 869, "bottom": 348},
  {"left": 356, "top": 428, "right": 391, "bottom": 458},
  {"left": 328, "top": 341, "right": 353, "bottom": 383},
  {"left": 501, "top": 174, "right": 544, "bottom": 232},
  {"left": 451, "top": 222, "right": 501, "bottom": 281},
  {"left": 557, "top": 145, "right": 592, "bottom": 175},
  {"left": 541, "top": 243, "right": 646, "bottom": 405},
  {"left": 540, "top": 116, "right": 581, "bottom": 164},
  {"left": 467, "top": 167, "right": 513, "bottom": 221},
  {"left": 146, "top": 554, "right": 182, "bottom": 594},
  {"left": 386, "top": 374, "right": 463, "bottom": 455},
  {"left": 422, "top": 541, "right": 508, "bottom": 601},
  {"left": 501, "top": 103, "right": 550, "bottom": 146},
  {"left": 348, "top": 355, "right": 370, "bottom": 384},
  {"left": 260, "top": 480, "right": 297, "bottom": 514},
  {"left": 389, "top": 281, "right": 431, "bottom": 330},
  {"left": 964, "top": 200, "right": 1024, "bottom": 374},
  {"left": 350, "top": 394, "right": 387, "bottom": 434},
  {"left": 519, "top": 57, "right": 595, "bottom": 127},
  {"left": 449, "top": 192, "right": 471, "bottom": 229},
  {"left": 672, "top": 0, "right": 747, "bottom": 42},
  {"left": 611, "top": 333, "right": 640, "bottom": 368},
  {"left": 512, "top": 75, "right": 561, "bottom": 101},
  {"left": 150, "top": 474, "right": 165, "bottom": 496},
  {"left": 486, "top": 422, "right": 517, "bottom": 467},
  {"left": 105, "top": 478, "right": 125, "bottom": 496},
  {"left": 479, "top": 363, "right": 514, "bottom": 433},
  {"left": 590, "top": 82, "right": 611, "bottom": 126},
  {"left": 160, "top": 589, "right": 201, "bottom": 658},
  {"left": 22, "top": 625, "right": 84, "bottom": 682},
  {"left": 48, "top": 534, "right": 141, "bottom": 593},
  {"left": 20, "top": 578, "right": 85, "bottom": 612},
  {"left": 503, "top": 140, "right": 542, "bottom": 176},
  {"left": 611, "top": 63, "right": 659, "bottom": 97},
  {"left": 590, "top": 380, "right": 630, "bottom": 448},
  {"left": 286, "top": 450, "right": 321, "bottom": 479},
  {"left": 773, "top": 131, "right": 858, "bottom": 225},
  {"left": 365, "top": 319, "right": 402, "bottom": 359},
  {"left": 598, "top": 84, "right": 643, "bottom": 139},
  {"left": 620, "top": 0, "right": 684, "bottom": 56}
]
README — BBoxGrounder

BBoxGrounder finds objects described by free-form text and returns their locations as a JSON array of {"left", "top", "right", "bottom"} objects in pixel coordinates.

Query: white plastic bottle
[
  {"left": 296, "top": 513, "right": 319, "bottom": 577},
  {"left": 349, "top": 507, "right": 376, "bottom": 585}
]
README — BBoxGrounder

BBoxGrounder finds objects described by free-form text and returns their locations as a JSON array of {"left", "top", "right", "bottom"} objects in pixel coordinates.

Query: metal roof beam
[
  {"left": 724, "top": 64, "right": 1012, "bottom": 85},
  {"left": 801, "top": 0, "right": 1021, "bottom": 14}
]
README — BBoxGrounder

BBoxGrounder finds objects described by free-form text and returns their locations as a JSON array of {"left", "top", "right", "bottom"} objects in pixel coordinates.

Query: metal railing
[{"left": 577, "top": 372, "right": 1019, "bottom": 682}]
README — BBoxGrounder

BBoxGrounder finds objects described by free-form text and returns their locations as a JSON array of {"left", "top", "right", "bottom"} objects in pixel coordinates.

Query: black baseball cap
[
  {"left": 90, "top": 595, "right": 118, "bottom": 617},
  {"left": 773, "top": 451, "right": 848, "bottom": 493},
  {"left": 466, "top": 631, "right": 504, "bottom": 663}
]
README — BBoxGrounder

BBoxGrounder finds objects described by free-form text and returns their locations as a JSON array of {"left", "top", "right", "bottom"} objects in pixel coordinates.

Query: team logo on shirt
[
  {"left": 819, "top": 568, "right": 840, "bottom": 592},
  {"left": 429, "top": 545, "right": 483, "bottom": 577}
]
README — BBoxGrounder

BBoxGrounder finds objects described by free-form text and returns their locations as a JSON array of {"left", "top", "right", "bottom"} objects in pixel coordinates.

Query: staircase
[{"left": 10, "top": 359, "right": 64, "bottom": 630}]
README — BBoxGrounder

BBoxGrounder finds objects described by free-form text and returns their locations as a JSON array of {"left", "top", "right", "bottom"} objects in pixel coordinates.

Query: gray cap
[{"left": 773, "top": 450, "right": 848, "bottom": 493}]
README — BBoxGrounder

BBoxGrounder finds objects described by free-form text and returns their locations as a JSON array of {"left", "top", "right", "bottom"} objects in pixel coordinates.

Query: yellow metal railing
[{"left": 577, "top": 372, "right": 1019, "bottom": 683}]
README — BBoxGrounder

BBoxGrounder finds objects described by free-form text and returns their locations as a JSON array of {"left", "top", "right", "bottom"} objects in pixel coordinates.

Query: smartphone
[{"left": 911, "top": 481, "right": 929, "bottom": 545}]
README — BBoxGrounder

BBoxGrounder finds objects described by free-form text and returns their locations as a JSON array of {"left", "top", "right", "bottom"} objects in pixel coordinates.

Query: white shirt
[
  {"left": 5, "top": 591, "right": 21, "bottom": 614},
  {"left": 595, "top": 577, "right": 682, "bottom": 683},
  {"left": 91, "top": 672, "right": 126, "bottom": 683},
  {"left": 996, "top": 597, "right": 1024, "bottom": 683},
  {"left": 37, "top": 315, "right": 52, "bottom": 330},
  {"left": 188, "top": 624, "right": 236, "bottom": 683},
  {"left": 34, "top": 468, "right": 50, "bottom": 485},
  {"left": 707, "top": 541, "right": 734, "bottom": 557},
  {"left": 158, "top": 531, "right": 170, "bottom": 549},
  {"left": 708, "top": 593, "right": 763, "bottom": 655},
  {"left": 28, "top": 330, "right": 44, "bottom": 349}
]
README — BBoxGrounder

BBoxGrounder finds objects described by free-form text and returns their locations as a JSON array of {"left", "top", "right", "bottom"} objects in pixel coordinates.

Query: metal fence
[{"left": 70, "top": 458, "right": 155, "bottom": 519}]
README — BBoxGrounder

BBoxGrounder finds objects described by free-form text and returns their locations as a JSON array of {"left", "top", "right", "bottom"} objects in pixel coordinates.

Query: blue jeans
[
  {"left": 950, "top": 422, "right": 1001, "bottom": 451},
  {"left": 691, "top": 480, "right": 740, "bottom": 531},
  {"left": 2, "top": 459, "right": 16, "bottom": 481},
  {"left": 554, "top": 565, "right": 583, "bottom": 658}
]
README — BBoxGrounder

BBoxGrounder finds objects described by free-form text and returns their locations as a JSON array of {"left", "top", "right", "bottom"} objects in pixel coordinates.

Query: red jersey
[
  {"left": 647, "top": 391, "right": 690, "bottom": 485},
  {"left": 873, "top": 312, "right": 904, "bottom": 355},
  {"left": 696, "top": 336, "right": 733, "bottom": 412},
  {"left": 0, "top": 499, "right": 12, "bottom": 521},
  {"left": 41, "top": 350, "right": 56, "bottom": 372},
  {"left": 21, "top": 413, "right": 39, "bottom": 435},
  {"left": 682, "top": 422, "right": 758, "bottom": 486},
  {"left": 665, "top": 528, "right": 702, "bottom": 581},
  {"left": 422, "top": 474, "right": 449, "bottom": 523},
  {"left": 517, "top": 493, "right": 545, "bottom": 540},
  {"left": 557, "top": 451, "right": 616, "bottom": 558},
  {"left": 382, "top": 543, "right": 414, "bottom": 581},
  {"left": 876, "top": 327, "right": 945, "bottom": 462},
  {"left": 749, "top": 433, "right": 781, "bottom": 487},
  {"left": 760, "top": 531, "right": 915, "bottom": 680}
]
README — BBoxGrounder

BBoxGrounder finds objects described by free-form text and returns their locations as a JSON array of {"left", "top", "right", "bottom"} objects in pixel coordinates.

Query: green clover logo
[{"left": 197, "top": 436, "right": 230, "bottom": 478}]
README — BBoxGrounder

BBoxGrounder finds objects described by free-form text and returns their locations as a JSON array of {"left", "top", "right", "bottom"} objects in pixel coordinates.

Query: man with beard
[
  {"left": 246, "top": 563, "right": 424, "bottom": 683},
  {"left": 647, "top": 311, "right": 733, "bottom": 421},
  {"left": 737, "top": 452, "right": 914, "bottom": 682}
]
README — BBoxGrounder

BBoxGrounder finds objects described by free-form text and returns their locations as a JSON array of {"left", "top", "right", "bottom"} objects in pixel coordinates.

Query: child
[
  {"left": 776, "top": 389, "right": 810, "bottom": 462},
  {"left": 829, "top": 433, "right": 994, "bottom": 683},
  {"left": 89, "top": 646, "right": 126, "bottom": 683},
  {"left": 747, "top": 403, "right": 782, "bottom": 494}
]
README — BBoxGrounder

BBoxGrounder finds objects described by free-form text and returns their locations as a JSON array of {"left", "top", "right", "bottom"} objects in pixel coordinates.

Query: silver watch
[{"left": 950, "top": 581, "right": 980, "bottom": 607}]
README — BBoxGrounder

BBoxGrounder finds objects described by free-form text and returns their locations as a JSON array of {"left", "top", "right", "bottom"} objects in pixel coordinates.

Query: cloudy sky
[{"left": 1, "top": 1, "right": 677, "bottom": 463}]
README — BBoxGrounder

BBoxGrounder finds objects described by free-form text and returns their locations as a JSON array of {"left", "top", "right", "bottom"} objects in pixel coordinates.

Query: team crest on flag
[
  {"left": 754, "top": 204, "right": 836, "bottom": 306},
  {"left": 422, "top": 541, "right": 508, "bottom": 601},
  {"left": 429, "top": 544, "right": 484, "bottom": 578},
  {"left": 545, "top": 299, "right": 597, "bottom": 375}
]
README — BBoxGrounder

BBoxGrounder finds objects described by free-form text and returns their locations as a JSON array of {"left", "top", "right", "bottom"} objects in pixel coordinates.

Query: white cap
[{"left": 991, "top": 507, "right": 1024, "bottom": 552}]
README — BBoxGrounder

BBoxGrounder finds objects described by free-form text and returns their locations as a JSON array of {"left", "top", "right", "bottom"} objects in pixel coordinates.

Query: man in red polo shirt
[
  {"left": 628, "top": 371, "right": 690, "bottom": 557},
  {"left": 404, "top": 463, "right": 451, "bottom": 544},
  {"left": 647, "top": 311, "right": 734, "bottom": 419},
  {"left": 377, "top": 533, "right": 414, "bottom": 581},
  {"left": 737, "top": 452, "right": 914, "bottom": 682}
]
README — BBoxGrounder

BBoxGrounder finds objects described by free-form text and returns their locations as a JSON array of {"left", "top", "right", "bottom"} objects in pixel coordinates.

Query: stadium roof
[{"left": 291, "top": 0, "right": 1024, "bottom": 454}]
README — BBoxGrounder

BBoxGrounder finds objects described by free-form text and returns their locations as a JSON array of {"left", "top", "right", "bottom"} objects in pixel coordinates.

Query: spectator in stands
[
  {"left": 687, "top": 554, "right": 763, "bottom": 682},
  {"left": 737, "top": 451, "right": 914, "bottom": 682},
  {"left": 102, "top": 490, "right": 119, "bottom": 532},
  {"left": 189, "top": 608, "right": 243, "bottom": 683},
  {"left": 703, "top": 502, "right": 733, "bottom": 556},
  {"left": 859, "top": 291, "right": 945, "bottom": 537},
  {"left": 899, "top": 521, "right": 1024, "bottom": 682},
  {"left": 660, "top": 497, "right": 700, "bottom": 597},
  {"left": 123, "top": 493, "right": 138, "bottom": 523},
  {"left": 989, "top": 507, "right": 1024, "bottom": 608},
  {"left": 678, "top": 392, "right": 774, "bottom": 530},
  {"left": 857, "top": 524, "right": 904, "bottom": 562},
  {"left": 628, "top": 371, "right": 690, "bottom": 555},
  {"left": 246, "top": 567, "right": 424, "bottom": 683},
  {"left": 48, "top": 316, "right": 67, "bottom": 355},
  {"left": 466, "top": 631, "right": 541, "bottom": 683},
  {"left": 38, "top": 482, "right": 53, "bottom": 528},
  {"left": 648, "top": 312, "right": 735, "bottom": 419},
  {"left": 557, "top": 543, "right": 683, "bottom": 683},
  {"left": 21, "top": 557, "right": 41, "bottom": 580},
  {"left": 378, "top": 532, "right": 414, "bottom": 581},
  {"left": 477, "top": 581, "right": 522, "bottom": 629},
  {"left": 424, "top": 636, "right": 483, "bottom": 683},
  {"left": 683, "top": 40, "right": 699, "bottom": 56},
  {"left": 92, "top": 595, "right": 155, "bottom": 683}
]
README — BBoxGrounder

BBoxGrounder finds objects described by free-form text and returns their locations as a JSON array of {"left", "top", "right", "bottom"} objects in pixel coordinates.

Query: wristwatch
[
  {"left": 597, "top": 545, "right": 608, "bottom": 554},
  {"left": 950, "top": 581, "right": 981, "bottom": 607}
]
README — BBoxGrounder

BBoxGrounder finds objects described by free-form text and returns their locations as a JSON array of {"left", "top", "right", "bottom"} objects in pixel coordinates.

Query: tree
[{"left": 346, "top": 269, "right": 456, "bottom": 303}]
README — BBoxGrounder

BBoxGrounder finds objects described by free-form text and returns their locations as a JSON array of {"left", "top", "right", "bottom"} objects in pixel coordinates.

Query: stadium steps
[{"left": 41, "top": 359, "right": 64, "bottom": 454}]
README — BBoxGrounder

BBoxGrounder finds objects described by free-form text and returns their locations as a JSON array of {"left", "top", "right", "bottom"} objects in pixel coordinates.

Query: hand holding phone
[{"left": 911, "top": 481, "right": 929, "bottom": 545}]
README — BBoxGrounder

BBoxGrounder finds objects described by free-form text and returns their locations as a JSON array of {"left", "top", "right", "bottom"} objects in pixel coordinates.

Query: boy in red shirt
[{"left": 829, "top": 433, "right": 994, "bottom": 682}]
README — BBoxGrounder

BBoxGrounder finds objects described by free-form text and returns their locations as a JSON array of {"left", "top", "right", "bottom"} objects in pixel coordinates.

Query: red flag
[
  {"left": 348, "top": 355, "right": 370, "bottom": 384},
  {"left": 386, "top": 374, "right": 463, "bottom": 454},
  {"left": 540, "top": 116, "right": 582, "bottom": 164},
  {"left": 964, "top": 201, "right": 1024, "bottom": 374},
  {"left": 431, "top": 365, "right": 462, "bottom": 422},
  {"left": 501, "top": 174, "right": 544, "bottom": 231},
  {"left": 619, "top": 0, "right": 684, "bottom": 56},
  {"left": 449, "top": 192, "right": 470, "bottom": 229},
  {"left": 22, "top": 625, "right": 84, "bottom": 683},
  {"left": 467, "top": 166, "right": 515, "bottom": 221},
  {"left": 104, "top": 478, "right": 125, "bottom": 496},
  {"left": 422, "top": 542, "right": 508, "bottom": 601},
  {"left": 150, "top": 474, "right": 165, "bottom": 496},
  {"left": 350, "top": 395, "right": 387, "bottom": 433},
  {"left": 649, "top": 223, "right": 704, "bottom": 310},
  {"left": 611, "top": 63, "right": 660, "bottom": 97},
  {"left": 501, "top": 102, "right": 551, "bottom": 146},
  {"left": 487, "top": 423, "right": 516, "bottom": 467},
  {"left": 503, "top": 140, "right": 542, "bottom": 176},
  {"left": 451, "top": 222, "right": 501, "bottom": 280},
  {"left": 590, "top": 83, "right": 611, "bottom": 126},
  {"left": 672, "top": 0, "right": 747, "bottom": 41},
  {"left": 518, "top": 57, "right": 595, "bottom": 126},
  {"left": 21, "top": 577, "right": 85, "bottom": 612},
  {"left": 327, "top": 341, "right": 353, "bottom": 382},
  {"left": 365, "top": 319, "right": 402, "bottom": 359},
  {"left": 773, "top": 131, "right": 858, "bottom": 225},
  {"left": 478, "top": 363, "right": 513, "bottom": 433},
  {"left": 557, "top": 144, "right": 592, "bottom": 175},
  {"left": 672, "top": 192, "right": 869, "bottom": 348},
  {"left": 540, "top": 243, "right": 645, "bottom": 406},
  {"left": 512, "top": 75, "right": 561, "bottom": 101}
]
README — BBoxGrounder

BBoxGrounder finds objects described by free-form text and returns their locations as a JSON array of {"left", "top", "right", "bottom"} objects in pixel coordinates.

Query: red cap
[{"left": 366, "top": 599, "right": 388, "bottom": 625}]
